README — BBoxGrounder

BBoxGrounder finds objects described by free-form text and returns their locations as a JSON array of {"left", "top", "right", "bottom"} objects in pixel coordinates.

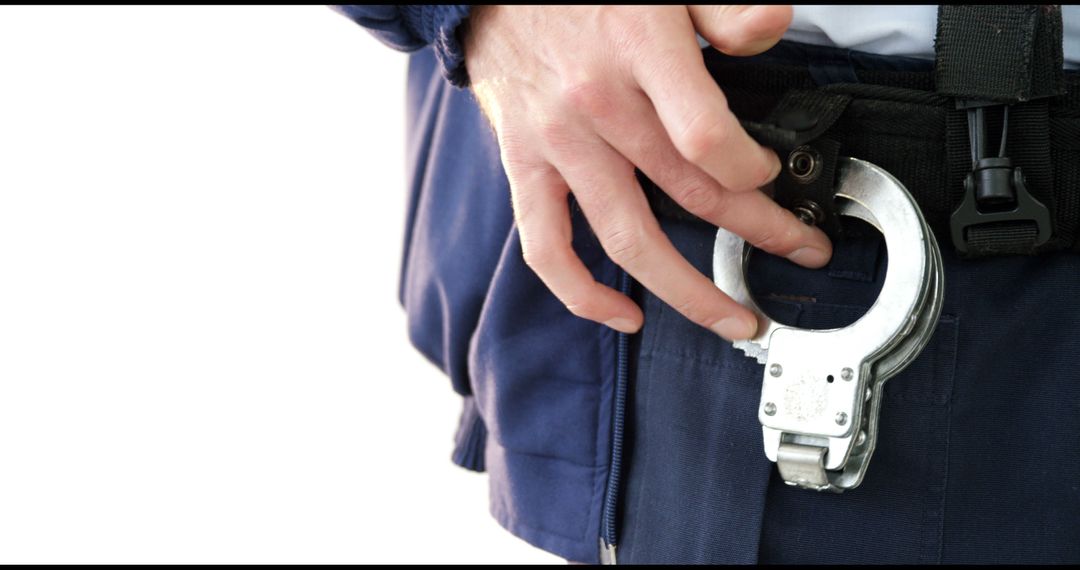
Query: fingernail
[
  {"left": 605, "top": 317, "right": 639, "bottom": 334},
  {"left": 786, "top": 245, "right": 831, "bottom": 268},
  {"left": 711, "top": 316, "right": 756, "bottom": 340}
]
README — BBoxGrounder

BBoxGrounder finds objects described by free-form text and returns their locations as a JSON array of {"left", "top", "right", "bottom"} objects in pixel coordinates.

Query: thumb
[{"left": 688, "top": 5, "right": 793, "bottom": 57}]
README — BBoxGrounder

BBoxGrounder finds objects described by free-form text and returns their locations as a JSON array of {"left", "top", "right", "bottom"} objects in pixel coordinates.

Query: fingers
[
  {"left": 467, "top": 5, "right": 821, "bottom": 340},
  {"left": 688, "top": 5, "right": 793, "bottom": 56},
  {"left": 541, "top": 126, "right": 758, "bottom": 340},
  {"left": 508, "top": 161, "right": 645, "bottom": 334},
  {"left": 705, "top": 190, "right": 832, "bottom": 267},
  {"left": 585, "top": 88, "right": 832, "bottom": 268},
  {"left": 629, "top": 14, "right": 781, "bottom": 193}
]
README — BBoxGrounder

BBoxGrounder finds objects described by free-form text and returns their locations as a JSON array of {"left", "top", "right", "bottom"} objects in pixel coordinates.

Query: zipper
[{"left": 600, "top": 268, "right": 632, "bottom": 564}]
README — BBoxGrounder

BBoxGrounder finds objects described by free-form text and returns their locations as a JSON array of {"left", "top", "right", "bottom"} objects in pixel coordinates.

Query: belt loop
[
  {"left": 935, "top": 5, "right": 1064, "bottom": 103},
  {"left": 948, "top": 101, "right": 1053, "bottom": 256},
  {"left": 936, "top": 5, "right": 1064, "bottom": 256}
]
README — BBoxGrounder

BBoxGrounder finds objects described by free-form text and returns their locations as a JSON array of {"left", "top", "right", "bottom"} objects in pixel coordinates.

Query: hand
[{"left": 463, "top": 5, "right": 832, "bottom": 340}]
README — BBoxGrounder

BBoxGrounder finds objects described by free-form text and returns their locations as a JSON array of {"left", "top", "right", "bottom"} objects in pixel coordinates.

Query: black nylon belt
[
  {"left": 643, "top": 5, "right": 1074, "bottom": 258},
  {"left": 642, "top": 47, "right": 1080, "bottom": 256}
]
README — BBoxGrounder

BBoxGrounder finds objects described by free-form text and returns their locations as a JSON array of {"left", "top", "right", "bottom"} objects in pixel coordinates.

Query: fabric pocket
[
  {"left": 757, "top": 303, "right": 959, "bottom": 564},
  {"left": 617, "top": 219, "right": 960, "bottom": 564}
]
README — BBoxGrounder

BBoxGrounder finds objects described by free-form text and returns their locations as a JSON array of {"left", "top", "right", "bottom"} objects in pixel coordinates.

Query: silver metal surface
[
  {"left": 713, "top": 157, "right": 944, "bottom": 492},
  {"left": 599, "top": 539, "right": 617, "bottom": 565},
  {"left": 777, "top": 443, "right": 830, "bottom": 490}
]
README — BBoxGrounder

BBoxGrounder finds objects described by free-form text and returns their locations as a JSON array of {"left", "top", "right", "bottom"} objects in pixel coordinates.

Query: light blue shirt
[{"left": 783, "top": 5, "right": 1080, "bottom": 68}]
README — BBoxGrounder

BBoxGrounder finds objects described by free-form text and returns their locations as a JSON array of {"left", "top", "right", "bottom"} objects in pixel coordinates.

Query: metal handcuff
[{"left": 712, "top": 157, "right": 944, "bottom": 492}]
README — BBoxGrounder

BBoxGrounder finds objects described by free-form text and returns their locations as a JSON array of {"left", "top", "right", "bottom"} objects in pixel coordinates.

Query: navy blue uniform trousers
[{"left": 617, "top": 43, "right": 1080, "bottom": 564}]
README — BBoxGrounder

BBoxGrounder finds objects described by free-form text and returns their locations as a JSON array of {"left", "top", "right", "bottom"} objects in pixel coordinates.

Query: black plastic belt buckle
[{"left": 949, "top": 100, "right": 1052, "bottom": 254}]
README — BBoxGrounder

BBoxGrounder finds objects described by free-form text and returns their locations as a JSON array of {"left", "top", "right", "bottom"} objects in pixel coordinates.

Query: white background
[{"left": 0, "top": 6, "right": 559, "bottom": 564}]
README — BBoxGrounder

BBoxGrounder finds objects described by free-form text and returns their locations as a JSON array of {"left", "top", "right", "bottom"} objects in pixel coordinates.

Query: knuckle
[
  {"left": 502, "top": 153, "right": 538, "bottom": 183},
  {"left": 706, "top": 188, "right": 735, "bottom": 219},
  {"left": 672, "top": 293, "right": 715, "bottom": 326},
  {"left": 748, "top": 228, "right": 784, "bottom": 252},
  {"left": 672, "top": 182, "right": 720, "bottom": 216},
  {"left": 601, "top": 223, "right": 648, "bottom": 266},
  {"left": 562, "top": 79, "right": 612, "bottom": 118},
  {"left": 563, "top": 298, "right": 597, "bottom": 320},
  {"left": 675, "top": 111, "right": 730, "bottom": 164},
  {"left": 503, "top": 168, "right": 554, "bottom": 219},
  {"left": 741, "top": 157, "right": 776, "bottom": 191},
  {"left": 521, "top": 240, "right": 558, "bottom": 271},
  {"left": 608, "top": 8, "right": 651, "bottom": 52},
  {"left": 749, "top": 219, "right": 800, "bottom": 253},
  {"left": 498, "top": 132, "right": 548, "bottom": 177},
  {"left": 536, "top": 117, "right": 571, "bottom": 148}
]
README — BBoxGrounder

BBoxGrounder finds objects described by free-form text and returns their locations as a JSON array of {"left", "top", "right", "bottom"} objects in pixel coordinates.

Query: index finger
[
  {"left": 630, "top": 17, "right": 780, "bottom": 192},
  {"left": 546, "top": 133, "right": 758, "bottom": 340}
]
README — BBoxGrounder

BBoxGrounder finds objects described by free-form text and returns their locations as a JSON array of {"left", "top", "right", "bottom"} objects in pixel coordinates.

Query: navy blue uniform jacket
[
  {"left": 333, "top": 5, "right": 1080, "bottom": 565},
  {"left": 334, "top": 5, "right": 621, "bottom": 562}
]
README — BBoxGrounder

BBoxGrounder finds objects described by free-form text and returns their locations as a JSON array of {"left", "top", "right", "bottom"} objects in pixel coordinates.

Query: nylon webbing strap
[
  {"left": 935, "top": 5, "right": 1065, "bottom": 103},
  {"left": 1007, "top": 99, "right": 1058, "bottom": 247},
  {"left": 741, "top": 91, "right": 852, "bottom": 152},
  {"left": 937, "top": 5, "right": 1064, "bottom": 257},
  {"left": 744, "top": 91, "right": 852, "bottom": 237},
  {"left": 943, "top": 99, "right": 1059, "bottom": 256},
  {"left": 966, "top": 221, "right": 1039, "bottom": 255}
]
